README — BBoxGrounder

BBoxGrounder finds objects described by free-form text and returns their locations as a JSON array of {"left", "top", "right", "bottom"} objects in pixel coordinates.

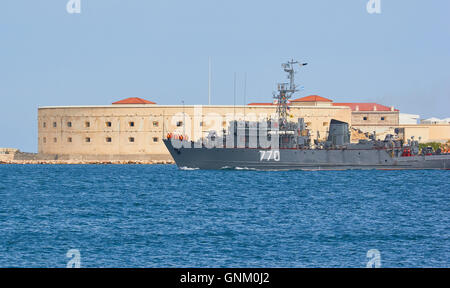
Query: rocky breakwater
[{"left": 0, "top": 159, "right": 175, "bottom": 165}]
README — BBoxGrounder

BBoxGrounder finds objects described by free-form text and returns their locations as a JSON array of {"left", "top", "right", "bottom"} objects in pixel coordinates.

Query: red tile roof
[
  {"left": 112, "top": 97, "right": 156, "bottom": 104},
  {"left": 332, "top": 103, "right": 399, "bottom": 112},
  {"left": 247, "top": 95, "right": 399, "bottom": 112},
  {"left": 291, "top": 95, "right": 333, "bottom": 102}
]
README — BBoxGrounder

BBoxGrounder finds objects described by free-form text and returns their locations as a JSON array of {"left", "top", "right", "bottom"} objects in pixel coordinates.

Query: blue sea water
[{"left": 0, "top": 164, "right": 448, "bottom": 268}]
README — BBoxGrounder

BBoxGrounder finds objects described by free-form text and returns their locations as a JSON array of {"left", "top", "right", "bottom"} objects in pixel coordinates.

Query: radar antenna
[{"left": 274, "top": 59, "right": 307, "bottom": 129}]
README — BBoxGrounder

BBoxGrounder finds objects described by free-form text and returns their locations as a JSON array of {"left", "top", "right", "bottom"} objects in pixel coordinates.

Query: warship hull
[
  {"left": 164, "top": 140, "right": 450, "bottom": 170},
  {"left": 163, "top": 60, "right": 450, "bottom": 171}
]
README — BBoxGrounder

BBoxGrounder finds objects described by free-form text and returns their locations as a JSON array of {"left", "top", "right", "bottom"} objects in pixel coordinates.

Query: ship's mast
[{"left": 274, "top": 59, "right": 307, "bottom": 129}]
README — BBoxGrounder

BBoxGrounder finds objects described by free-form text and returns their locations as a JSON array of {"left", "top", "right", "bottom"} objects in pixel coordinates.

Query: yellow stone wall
[
  {"left": 351, "top": 111, "right": 399, "bottom": 126},
  {"left": 400, "top": 124, "right": 450, "bottom": 143},
  {"left": 0, "top": 148, "right": 18, "bottom": 161},
  {"left": 350, "top": 111, "right": 400, "bottom": 139}
]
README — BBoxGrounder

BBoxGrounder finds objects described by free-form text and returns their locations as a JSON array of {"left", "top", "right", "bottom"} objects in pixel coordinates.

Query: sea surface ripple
[{"left": 0, "top": 165, "right": 448, "bottom": 267}]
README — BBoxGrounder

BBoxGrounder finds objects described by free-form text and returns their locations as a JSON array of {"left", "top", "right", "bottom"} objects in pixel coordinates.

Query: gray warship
[{"left": 163, "top": 60, "right": 450, "bottom": 170}]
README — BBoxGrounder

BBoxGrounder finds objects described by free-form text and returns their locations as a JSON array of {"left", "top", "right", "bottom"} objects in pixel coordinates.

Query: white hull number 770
[{"left": 259, "top": 150, "right": 280, "bottom": 162}]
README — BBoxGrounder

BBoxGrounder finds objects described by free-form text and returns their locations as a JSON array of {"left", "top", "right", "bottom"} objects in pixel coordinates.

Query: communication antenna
[
  {"left": 182, "top": 100, "right": 185, "bottom": 136},
  {"left": 274, "top": 59, "right": 307, "bottom": 129},
  {"left": 233, "top": 72, "right": 237, "bottom": 120},
  {"left": 208, "top": 57, "right": 212, "bottom": 105},
  {"left": 243, "top": 72, "right": 247, "bottom": 121}
]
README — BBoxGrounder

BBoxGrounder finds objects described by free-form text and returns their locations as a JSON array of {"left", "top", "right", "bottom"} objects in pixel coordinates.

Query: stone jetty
[{"left": 0, "top": 159, "right": 175, "bottom": 165}]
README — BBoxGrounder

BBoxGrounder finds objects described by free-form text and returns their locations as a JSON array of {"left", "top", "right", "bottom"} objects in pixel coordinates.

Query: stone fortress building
[
  {"left": 37, "top": 96, "right": 351, "bottom": 160},
  {"left": 36, "top": 96, "right": 450, "bottom": 161}
]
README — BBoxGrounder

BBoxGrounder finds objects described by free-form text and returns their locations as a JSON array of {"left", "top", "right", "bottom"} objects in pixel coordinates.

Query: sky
[{"left": 1, "top": 0, "right": 449, "bottom": 152}]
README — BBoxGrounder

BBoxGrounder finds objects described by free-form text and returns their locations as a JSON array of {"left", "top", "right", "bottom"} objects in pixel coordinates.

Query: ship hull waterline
[{"left": 163, "top": 140, "right": 450, "bottom": 171}]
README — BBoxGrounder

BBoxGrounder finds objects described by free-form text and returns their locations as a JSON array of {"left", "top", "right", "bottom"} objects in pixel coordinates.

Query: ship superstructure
[{"left": 163, "top": 60, "right": 450, "bottom": 170}]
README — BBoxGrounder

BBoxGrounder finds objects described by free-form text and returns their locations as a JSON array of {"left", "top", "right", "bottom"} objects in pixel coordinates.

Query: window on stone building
[
  {"left": 43, "top": 122, "right": 46, "bottom": 128},
  {"left": 53, "top": 137, "right": 57, "bottom": 143},
  {"left": 177, "top": 121, "right": 183, "bottom": 127},
  {"left": 153, "top": 121, "right": 159, "bottom": 127},
  {"left": 129, "top": 121, "right": 135, "bottom": 127},
  {"left": 67, "top": 137, "right": 72, "bottom": 143},
  {"left": 153, "top": 137, "right": 158, "bottom": 142},
  {"left": 43, "top": 137, "right": 46, "bottom": 143},
  {"left": 67, "top": 122, "right": 72, "bottom": 127},
  {"left": 53, "top": 122, "right": 57, "bottom": 128},
  {"left": 85, "top": 137, "right": 91, "bottom": 143},
  {"left": 85, "top": 122, "right": 90, "bottom": 128},
  {"left": 106, "top": 137, "right": 112, "bottom": 143},
  {"left": 106, "top": 121, "right": 112, "bottom": 127},
  {"left": 381, "top": 117, "right": 385, "bottom": 121},
  {"left": 129, "top": 137, "right": 135, "bottom": 143},
  {"left": 363, "top": 117, "right": 368, "bottom": 121}
]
